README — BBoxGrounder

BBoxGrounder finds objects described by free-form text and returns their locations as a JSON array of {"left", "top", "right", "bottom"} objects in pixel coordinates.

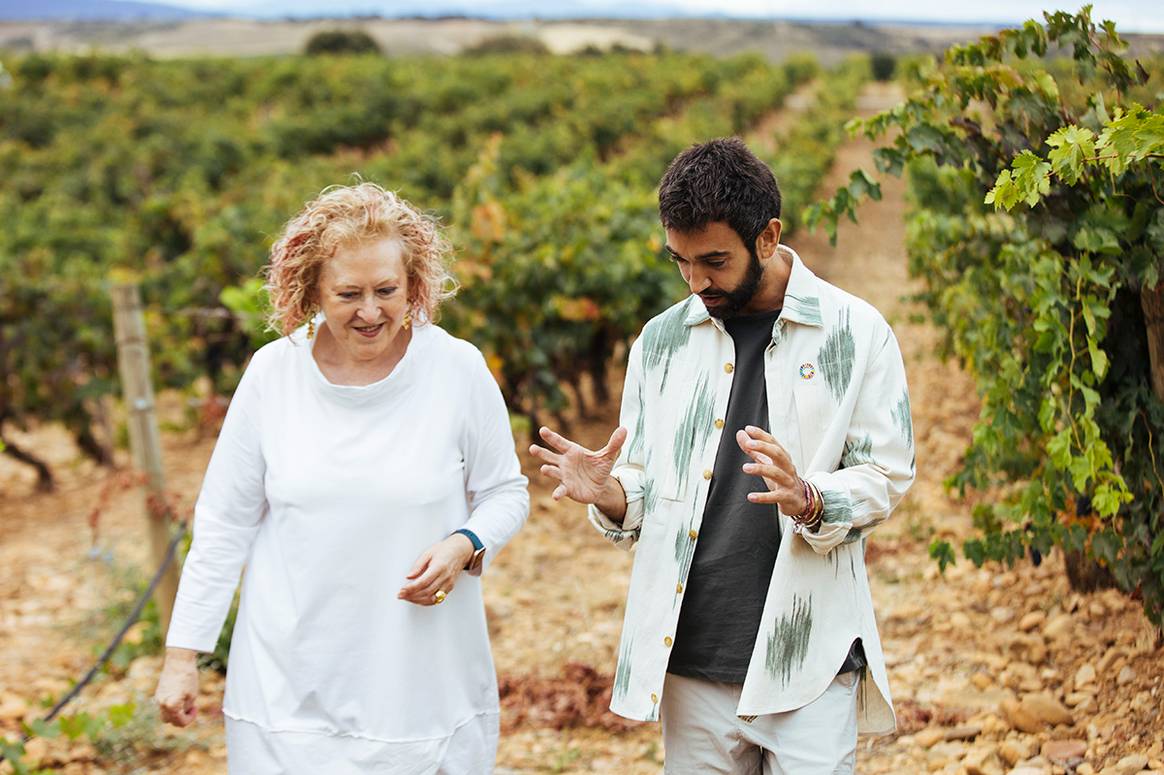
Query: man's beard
[{"left": 703, "top": 250, "right": 764, "bottom": 319}]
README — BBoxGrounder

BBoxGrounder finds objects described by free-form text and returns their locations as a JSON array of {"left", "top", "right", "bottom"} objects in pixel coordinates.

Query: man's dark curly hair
[{"left": 657, "top": 137, "right": 782, "bottom": 255}]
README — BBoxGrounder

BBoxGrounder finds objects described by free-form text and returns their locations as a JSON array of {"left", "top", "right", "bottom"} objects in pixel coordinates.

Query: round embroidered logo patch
[{"left": 799, "top": 363, "right": 816, "bottom": 380}]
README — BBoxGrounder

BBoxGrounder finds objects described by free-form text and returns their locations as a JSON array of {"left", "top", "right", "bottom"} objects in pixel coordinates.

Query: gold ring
[{"left": 434, "top": 590, "right": 447, "bottom": 604}]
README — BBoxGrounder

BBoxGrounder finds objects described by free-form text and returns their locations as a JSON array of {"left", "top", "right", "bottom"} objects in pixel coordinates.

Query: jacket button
[
  {"left": 688, "top": 529, "right": 698, "bottom": 540},
  {"left": 714, "top": 418, "right": 725, "bottom": 429},
  {"left": 676, "top": 582, "right": 684, "bottom": 593},
  {"left": 664, "top": 636, "right": 673, "bottom": 647},
  {"left": 650, "top": 692, "right": 658, "bottom": 704},
  {"left": 724, "top": 362, "right": 734, "bottom": 373},
  {"left": 703, "top": 469, "right": 713, "bottom": 480}
]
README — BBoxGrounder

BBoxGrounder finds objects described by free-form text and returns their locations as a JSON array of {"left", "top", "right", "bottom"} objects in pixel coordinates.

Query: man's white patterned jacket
[{"left": 589, "top": 246, "right": 914, "bottom": 732}]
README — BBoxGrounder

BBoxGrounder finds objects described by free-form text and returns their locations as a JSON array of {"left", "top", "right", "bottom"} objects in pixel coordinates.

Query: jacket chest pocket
[
  {"left": 651, "top": 386, "right": 694, "bottom": 504},
  {"left": 658, "top": 456, "right": 690, "bottom": 503},
  {"left": 656, "top": 373, "right": 717, "bottom": 504},
  {"left": 792, "top": 373, "right": 836, "bottom": 463}
]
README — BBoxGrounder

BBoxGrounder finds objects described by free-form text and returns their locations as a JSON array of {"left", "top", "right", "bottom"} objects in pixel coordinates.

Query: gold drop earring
[
  {"left": 307, "top": 315, "right": 316, "bottom": 339},
  {"left": 402, "top": 309, "right": 413, "bottom": 331}
]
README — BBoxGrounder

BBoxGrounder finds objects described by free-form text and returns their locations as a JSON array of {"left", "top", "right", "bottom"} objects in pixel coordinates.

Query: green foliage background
[
  {"left": 810, "top": 7, "right": 1164, "bottom": 624},
  {"left": 0, "top": 48, "right": 868, "bottom": 478}
]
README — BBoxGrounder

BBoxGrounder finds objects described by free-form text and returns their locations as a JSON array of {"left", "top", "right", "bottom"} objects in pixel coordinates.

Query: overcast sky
[{"left": 166, "top": 0, "right": 1164, "bottom": 33}]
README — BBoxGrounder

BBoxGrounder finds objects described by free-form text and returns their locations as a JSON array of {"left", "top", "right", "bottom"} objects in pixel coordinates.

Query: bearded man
[{"left": 531, "top": 137, "right": 915, "bottom": 774}]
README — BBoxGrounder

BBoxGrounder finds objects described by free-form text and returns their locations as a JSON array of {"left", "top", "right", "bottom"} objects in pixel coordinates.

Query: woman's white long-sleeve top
[{"left": 166, "top": 322, "right": 529, "bottom": 758}]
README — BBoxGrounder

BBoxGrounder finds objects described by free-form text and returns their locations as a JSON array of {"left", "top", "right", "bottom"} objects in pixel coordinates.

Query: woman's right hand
[{"left": 154, "top": 647, "right": 200, "bottom": 727}]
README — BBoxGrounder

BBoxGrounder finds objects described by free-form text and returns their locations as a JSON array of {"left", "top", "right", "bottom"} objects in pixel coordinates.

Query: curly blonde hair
[{"left": 265, "top": 182, "right": 457, "bottom": 336}]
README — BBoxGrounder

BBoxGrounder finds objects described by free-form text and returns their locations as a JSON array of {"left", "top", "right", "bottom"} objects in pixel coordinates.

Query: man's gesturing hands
[{"left": 530, "top": 424, "right": 809, "bottom": 522}]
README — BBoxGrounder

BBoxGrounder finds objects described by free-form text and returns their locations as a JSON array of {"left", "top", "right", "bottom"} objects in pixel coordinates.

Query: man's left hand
[{"left": 737, "top": 426, "right": 809, "bottom": 516}]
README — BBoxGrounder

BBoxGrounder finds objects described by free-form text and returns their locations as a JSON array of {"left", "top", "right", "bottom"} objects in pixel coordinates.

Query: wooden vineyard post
[
  {"left": 1142, "top": 282, "right": 1164, "bottom": 404},
  {"left": 111, "top": 282, "right": 181, "bottom": 635}
]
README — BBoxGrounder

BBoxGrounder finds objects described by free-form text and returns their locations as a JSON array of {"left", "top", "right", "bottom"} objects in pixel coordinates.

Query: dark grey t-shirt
[
  {"left": 667, "top": 309, "right": 866, "bottom": 683},
  {"left": 668, "top": 310, "right": 783, "bottom": 683}
]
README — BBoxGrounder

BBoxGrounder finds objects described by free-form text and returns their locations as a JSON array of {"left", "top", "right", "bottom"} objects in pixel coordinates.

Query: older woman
[{"left": 153, "top": 182, "right": 529, "bottom": 774}]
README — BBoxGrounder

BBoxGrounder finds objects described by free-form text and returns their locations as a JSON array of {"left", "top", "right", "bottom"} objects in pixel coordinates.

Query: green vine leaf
[{"left": 1046, "top": 125, "right": 1096, "bottom": 184}]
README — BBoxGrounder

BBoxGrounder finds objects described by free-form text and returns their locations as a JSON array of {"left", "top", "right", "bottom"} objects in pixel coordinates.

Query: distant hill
[
  {"left": 0, "top": 15, "right": 1160, "bottom": 61},
  {"left": 0, "top": 0, "right": 213, "bottom": 22}
]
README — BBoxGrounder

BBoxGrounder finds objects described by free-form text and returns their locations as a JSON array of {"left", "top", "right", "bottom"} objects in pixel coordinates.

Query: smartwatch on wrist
[{"left": 454, "top": 528, "right": 486, "bottom": 573}]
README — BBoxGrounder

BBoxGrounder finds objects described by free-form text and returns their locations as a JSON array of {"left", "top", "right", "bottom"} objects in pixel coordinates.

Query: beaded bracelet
[{"left": 798, "top": 478, "right": 814, "bottom": 519}]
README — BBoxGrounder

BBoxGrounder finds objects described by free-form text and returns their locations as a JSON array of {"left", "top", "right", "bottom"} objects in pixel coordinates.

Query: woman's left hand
[{"left": 398, "top": 533, "right": 475, "bottom": 606}]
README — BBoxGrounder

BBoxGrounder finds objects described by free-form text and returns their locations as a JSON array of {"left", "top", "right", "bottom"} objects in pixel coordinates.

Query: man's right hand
[
  {"left": 529, "top": 426, "right": 628, "bottom": 519},
  {"left": 154, "top": 647, "right": 200, "bottom": 727}
]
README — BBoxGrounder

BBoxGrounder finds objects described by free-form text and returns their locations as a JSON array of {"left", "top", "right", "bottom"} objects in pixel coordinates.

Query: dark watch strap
[
  {"left": 454, "top": 528, "right": 484, "bottom": 551},
  {"left": 454, "top": 528, "right": 486, "bottom": 572}
]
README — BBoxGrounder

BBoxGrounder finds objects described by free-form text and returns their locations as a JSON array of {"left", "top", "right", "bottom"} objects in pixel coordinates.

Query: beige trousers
[{"left": 660, "top": 672, "right": 860, "bottom": 775}]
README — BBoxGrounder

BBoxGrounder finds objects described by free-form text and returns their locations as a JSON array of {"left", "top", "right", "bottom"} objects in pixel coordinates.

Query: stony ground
[{"left": 2, "top": 82, "right": 1163, "bottom": 774}]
